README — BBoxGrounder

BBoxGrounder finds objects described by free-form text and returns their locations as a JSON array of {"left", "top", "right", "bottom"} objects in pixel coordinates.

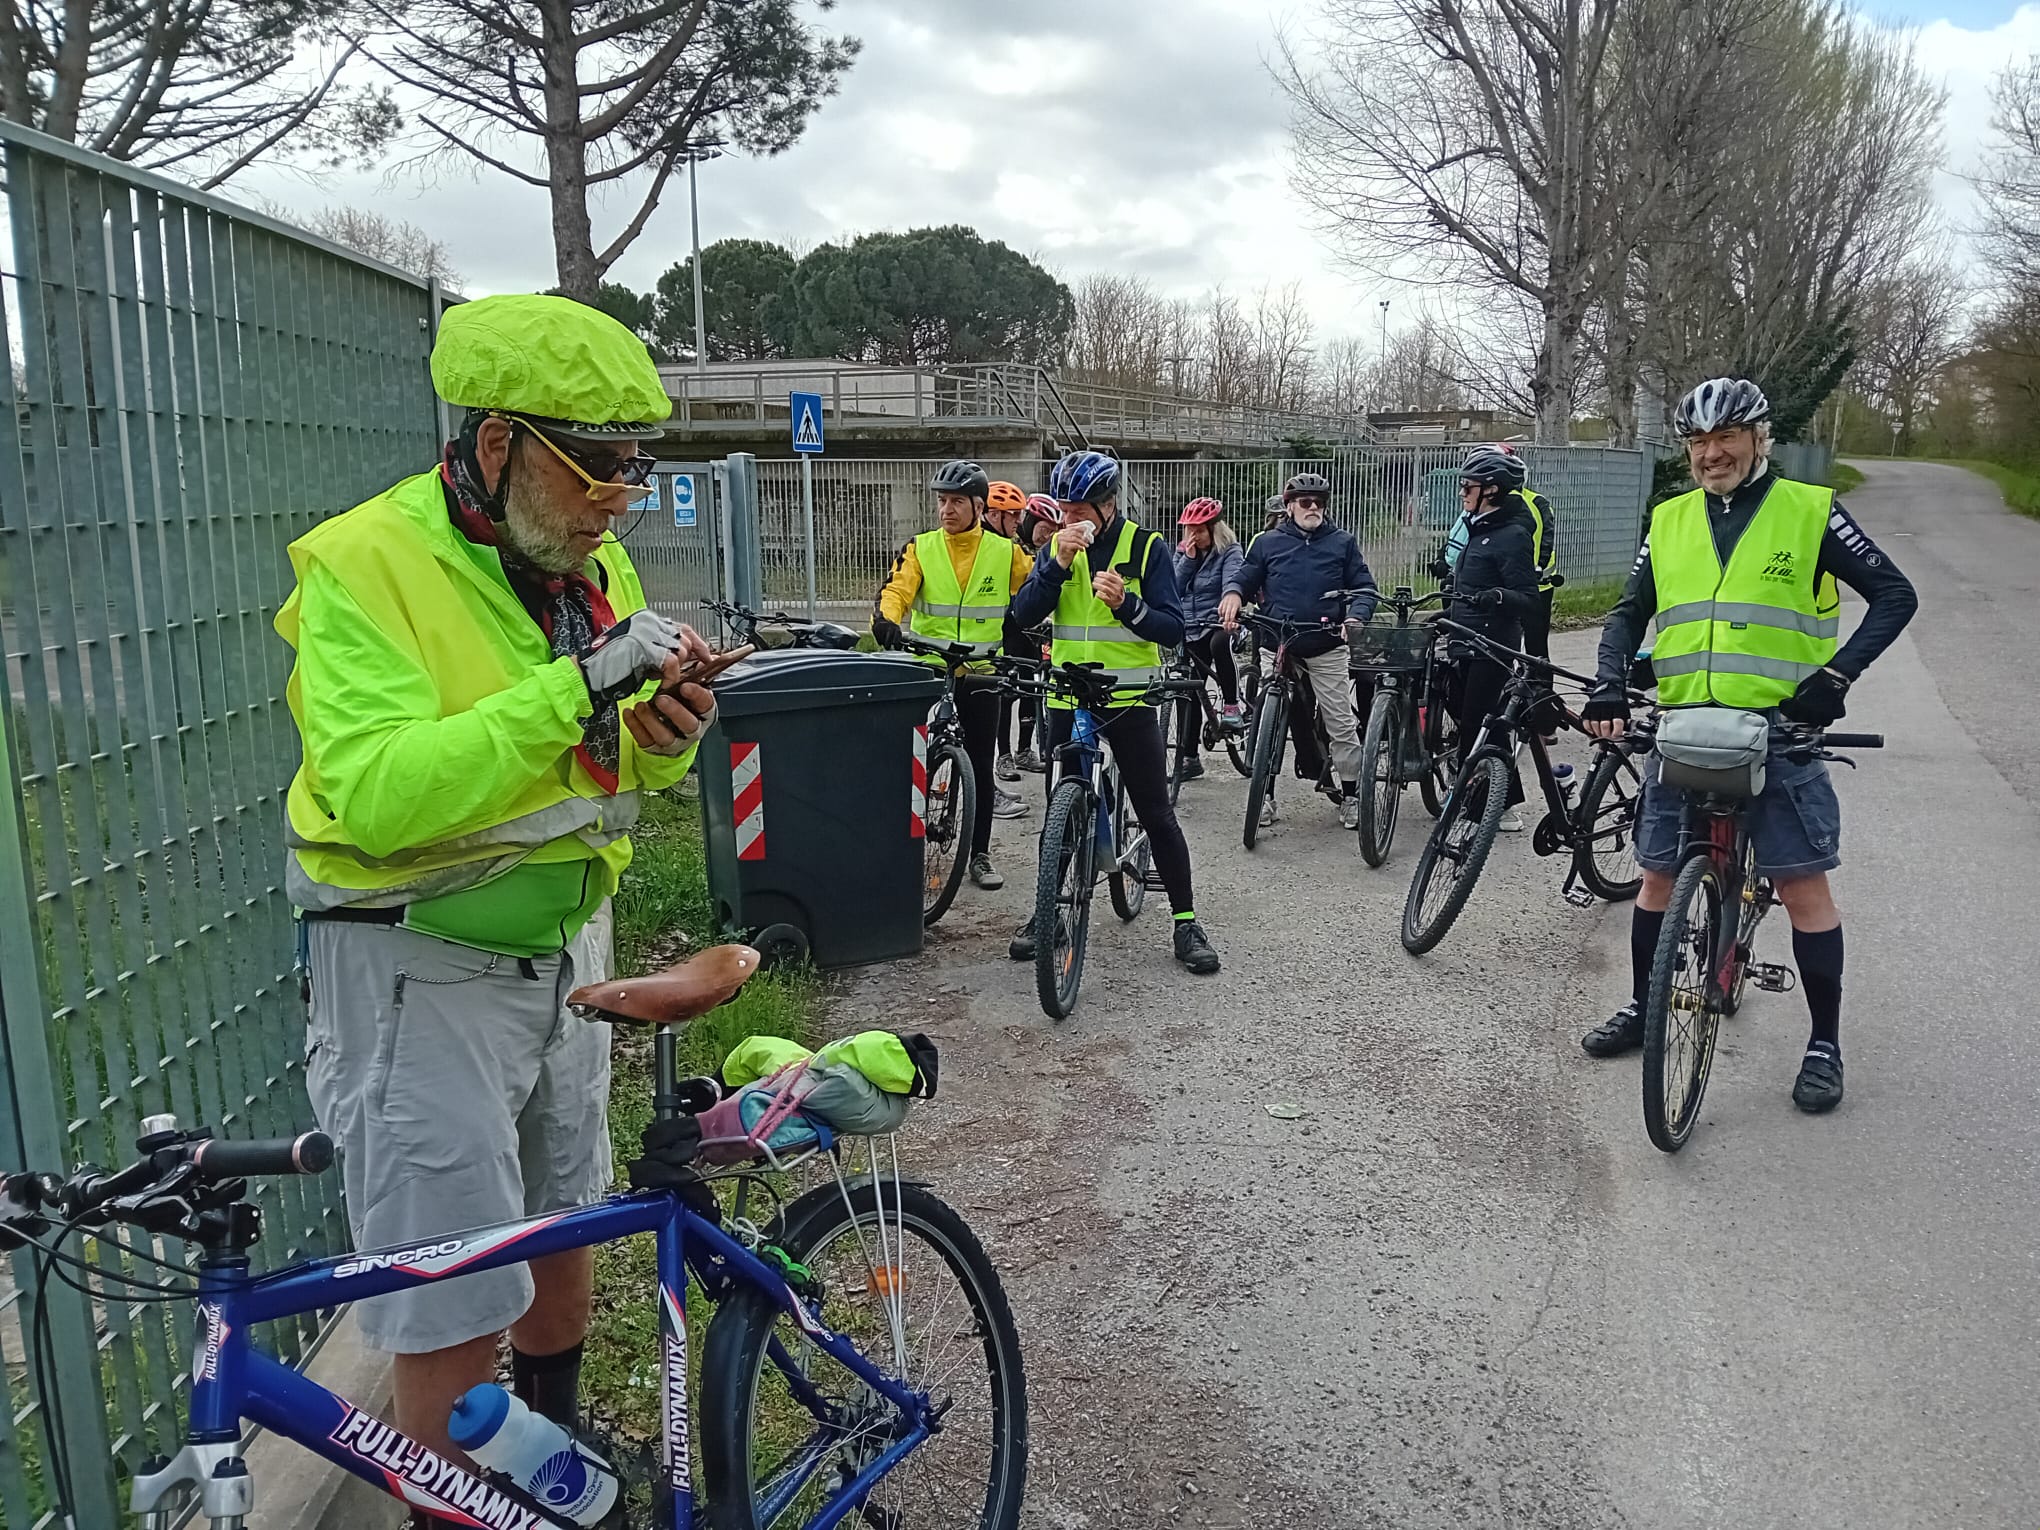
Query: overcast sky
[{"left": 239, "top": 0, "right": 2040, "bottom": 342}]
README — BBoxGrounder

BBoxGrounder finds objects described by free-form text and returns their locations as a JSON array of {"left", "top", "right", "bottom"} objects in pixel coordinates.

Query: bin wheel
[{"left": 753, "top": 923, "right": 809, "bottom": 969}]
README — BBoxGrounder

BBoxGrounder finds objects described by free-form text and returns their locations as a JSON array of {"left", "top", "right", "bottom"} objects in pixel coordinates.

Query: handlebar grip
[
  {"left": 1820, "top": 732, "right": 1884, "bottom": 749},
  {"left": 191, "top": 1131, "right": 334, "bottom": 1181}
]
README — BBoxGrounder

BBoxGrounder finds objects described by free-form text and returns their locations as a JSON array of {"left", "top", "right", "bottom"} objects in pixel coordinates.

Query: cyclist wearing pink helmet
[{"left": 1173, "top": 497, "right": 1244, "bottom": 778}]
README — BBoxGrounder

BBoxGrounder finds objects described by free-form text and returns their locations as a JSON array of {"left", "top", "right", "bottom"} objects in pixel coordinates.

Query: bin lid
[{"left": 711, "top": 649, "right": 945, "bottom": 718}]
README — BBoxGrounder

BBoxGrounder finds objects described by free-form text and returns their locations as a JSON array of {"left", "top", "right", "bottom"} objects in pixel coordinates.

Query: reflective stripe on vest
[
  {"left": 1049, "top": 519, "right": 1162, "bottom": 708},
  {"left": 1647, "top": 478, "right": 1839, "bottom": 709},
  {"left": 1523, "top": 487, "right": 1556, "bottom": 591},
  {"left": 907, "top": 527, "right": 1013, "bottom": 659}
]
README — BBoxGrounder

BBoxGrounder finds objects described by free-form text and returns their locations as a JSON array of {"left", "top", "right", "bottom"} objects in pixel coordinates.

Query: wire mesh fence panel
[
  {"left": 629, "top": 469, "right": 728, "bottom": 631},
  {"left": 0, "top": 121, "right": 436, "bottom": 1523}
]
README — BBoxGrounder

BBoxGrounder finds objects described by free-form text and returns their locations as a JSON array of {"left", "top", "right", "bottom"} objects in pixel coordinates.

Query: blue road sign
[
  {"left": 790, "top": 391, "right": 825, "bottom": 454},
  {"left": 672, "top": 472, "right": 698, "bottom": 528}
]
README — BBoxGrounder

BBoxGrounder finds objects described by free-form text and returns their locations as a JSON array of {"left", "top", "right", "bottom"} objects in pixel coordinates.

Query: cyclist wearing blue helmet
[{"left": 1006, "top": 450, "right": 1221, "bottom": 974}]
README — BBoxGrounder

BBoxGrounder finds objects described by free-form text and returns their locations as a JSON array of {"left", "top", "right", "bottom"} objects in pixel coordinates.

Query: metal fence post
[{"left": 722, "top": 452, "right": 765, "bottom": 610}]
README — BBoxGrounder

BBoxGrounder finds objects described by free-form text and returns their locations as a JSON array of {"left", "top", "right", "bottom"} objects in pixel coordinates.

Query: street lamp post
[
  {"left": 687, "top": 150, "right": 717, "bottom": 375},
  {"left": 1378, "top": 299, "right": 1390, "bottom": 370}
]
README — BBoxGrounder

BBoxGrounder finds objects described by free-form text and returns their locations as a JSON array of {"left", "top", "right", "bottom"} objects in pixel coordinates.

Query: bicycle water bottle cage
[{"left": 1657, "top": 707, "right": 1769, "bottom": 798}]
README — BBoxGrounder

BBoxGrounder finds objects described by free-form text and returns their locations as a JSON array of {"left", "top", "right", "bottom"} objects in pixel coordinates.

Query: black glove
[
  {"left": 1427, "top": 557, "right": 1453, "bottom": 581},
  {"left": 1464, "top": 587, "right": 1505, "bottom": 610},
  {"left": 872, "top": 615, "right": 903, "bottom": 648},
  {"left": 577, "top": 611, "right": 688, "bottom": 708},
  {"left": 1778, "top": 667, "right": 1850, "bottom": 727},
  {"left": 1580, "top": 688, "right": 1629, "bottom": 726}
]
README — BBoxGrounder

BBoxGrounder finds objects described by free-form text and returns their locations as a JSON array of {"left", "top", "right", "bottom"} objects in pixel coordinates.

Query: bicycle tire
[
  {"left": 1642, "top": 851, "right": 1725, "bottom": 1152},
  {"left": 1242, "top": 682, "right": 1288, "bottom": 851},
  {"left": 1418, "top": 695, "right": 1451, "bottom": 818},
  {"left": 921, "top": 739, "right": 975, "bottom": 927},
  {"left": 1108, "top": 769, "right": 1150, "bottom": 921},
  {"left": 1401, "top": 753, "right": 1509, "bottom": 955},
  {"left": 1572, "top": 747, "right": 1644, "bottom": 902},
  {"left": 1356, "top": 690, "right": 1403, "bottom": 868},
  {"left": 1035, "top": 780, "right": 1094, "bottom": 1019},
  {"left": 1160, "top": 695, "right": 1188, "bottom": 807},
  {"left": 698, "top": 1179, "right": 1028, "bottom": 1530}
]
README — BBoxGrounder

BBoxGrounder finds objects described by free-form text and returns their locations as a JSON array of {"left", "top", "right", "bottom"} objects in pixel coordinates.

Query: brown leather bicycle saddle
[{"left": 568, "top": 944, "right": 760, "bottom": 1026}]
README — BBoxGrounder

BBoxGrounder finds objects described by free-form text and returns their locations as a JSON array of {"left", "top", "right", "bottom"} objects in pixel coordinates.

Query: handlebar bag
[{"left": 1657, "top": 706, "right": 1770, "bottom": 799}]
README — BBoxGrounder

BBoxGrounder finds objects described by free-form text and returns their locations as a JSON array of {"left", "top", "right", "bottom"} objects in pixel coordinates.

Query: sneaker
[
  {"left": 1581, "top": 1001, "right": 1644, "bottom": 1057},
  {"left": 1012, "top": 747, "right": 1046, "bottom": 774},
  {"left": 1791, "top": 1043, "right": 1844, "bottom": 1113},
  {"left": 995, "top": 752, "right": 1021, "bottom": 783},
  {"left": 1259, "top": 797, "right": 1278, "bottom": 828},
  {"left": 1173, "top": 919, "right": 1221, "bottom": 974},
  {"left": 1008, "top": 920, "right": 1036, "bottom": 961},
  {"left": 1179, "top": 756, "right": 1206, "bottom": 782},
  {"left": 1220, "top": 703, "right": 1244, "bottom": 732},
  {"left": 991, "top": 787, "right": 1029, "bottom": 820},
  {"left": 1498, "top": 809, "right": 1526, "bottom": 832},
  {"left": 1338, "top": 792, "right": 1361, "bottom": 830},
  {"left": 969, "top": 853, "right": 1004, "bottom": 890}
]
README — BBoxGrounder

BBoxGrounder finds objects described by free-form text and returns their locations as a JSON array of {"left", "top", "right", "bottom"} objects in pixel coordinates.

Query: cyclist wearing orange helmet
[
  {"left": 1173, "top": 497, "right": 1244, "bottom": 779},
  {"left": 984, "top": 480, "right": 1028, "bottom": 542}
]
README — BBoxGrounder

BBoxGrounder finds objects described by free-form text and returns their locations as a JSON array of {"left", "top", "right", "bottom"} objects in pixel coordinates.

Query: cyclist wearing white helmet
[{"left": 1578, "top": 377, "right": 1918, "bottom": 1113}]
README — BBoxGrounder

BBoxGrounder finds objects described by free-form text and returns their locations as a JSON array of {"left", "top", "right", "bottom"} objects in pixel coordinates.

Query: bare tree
[
  {"left": 1065, "top": 274, "right": 1192, "bottom": 391},
  {"left": 1850, "top": 239, "right": 1964, "bottom": 452},
  {"left": 296, "top": 203, "right": 463, "bottom": 287},
  {"left": 1368, "top": 316, "right": 1469, "bottom": 411},
  {"left": 369, "top": 0, "right": 858, "bottom": 299},
  {"left": 1977, "top": 60, "right": 2040, "bottom": 292},
  {"left": 0, "top": 0, "right": 398, "bottom": 187}
]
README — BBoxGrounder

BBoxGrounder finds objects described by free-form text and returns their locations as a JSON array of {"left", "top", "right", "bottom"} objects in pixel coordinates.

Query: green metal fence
[{"left": 0, "top": 120, "right": 439, "bottom": 1526}]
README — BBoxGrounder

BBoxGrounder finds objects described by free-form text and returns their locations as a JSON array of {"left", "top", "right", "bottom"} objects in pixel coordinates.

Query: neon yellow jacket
[{"left": 275, "top": 469, "right": 697, "bottom": 956}]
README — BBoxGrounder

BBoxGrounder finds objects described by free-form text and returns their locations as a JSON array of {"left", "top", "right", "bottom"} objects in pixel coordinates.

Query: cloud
[{"left": 1901, "top": 2, "right": 2040, "bottom": 238}]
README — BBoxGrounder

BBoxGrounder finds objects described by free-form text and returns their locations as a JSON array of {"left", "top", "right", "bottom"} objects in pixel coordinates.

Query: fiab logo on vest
[{"left": 1760, "top": 549, "right": 1797, "bottom": 582}]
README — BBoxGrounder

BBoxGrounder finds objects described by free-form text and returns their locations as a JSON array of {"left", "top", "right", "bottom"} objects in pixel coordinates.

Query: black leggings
[
  {"left": 956, "top": 677, "right": 1000, "bottom": 855},
  {"left": 1451, "top": 654, "right": 1525, "bottom": 808},
  {"left": 1521, "top": 587, "right": 1554, "bottom": 662},
  {"left": 1042, "top": 706, "right": 1196, "bottom": 917},
  {"left": 1177, "top": 630, "right": 1239, "bottom": 757}
]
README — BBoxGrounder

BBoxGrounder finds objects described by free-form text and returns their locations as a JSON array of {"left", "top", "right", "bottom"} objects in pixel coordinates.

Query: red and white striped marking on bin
[
  {"left": 732, "top": 741, "right": 765, "bottom": 861},
  {"left": 909, "top": 726, "right": 928, "bottom": 839}
]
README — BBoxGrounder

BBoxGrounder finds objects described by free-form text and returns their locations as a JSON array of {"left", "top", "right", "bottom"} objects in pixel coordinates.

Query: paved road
[{"left": 867, "top": 459, "right": 2039, "bottom": 1529}]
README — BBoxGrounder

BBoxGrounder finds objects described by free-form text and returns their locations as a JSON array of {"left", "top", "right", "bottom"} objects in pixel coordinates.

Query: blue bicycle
[{"left": 2, "top": 946, "right": 1027, "bottom": 1529}]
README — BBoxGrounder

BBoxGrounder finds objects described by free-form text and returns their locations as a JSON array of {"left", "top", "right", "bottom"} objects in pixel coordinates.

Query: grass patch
[
  {"left": 1829, "top": 462, "right": 1865, "bottom": 495},
  {"left": 1934, "top": 458, "right": 2040, "bottom": 519},
  {"left": 1551, "top": 577, "right": 1626, "bottom": 631},
  {"left": 585, "top": 786, "right": 823, "bottom": 1450}
]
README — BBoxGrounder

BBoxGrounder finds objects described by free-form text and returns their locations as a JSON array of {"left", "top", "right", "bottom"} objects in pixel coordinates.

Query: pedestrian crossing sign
[{"left": 790, "top": 391, "right": 825, "bottom": 454}]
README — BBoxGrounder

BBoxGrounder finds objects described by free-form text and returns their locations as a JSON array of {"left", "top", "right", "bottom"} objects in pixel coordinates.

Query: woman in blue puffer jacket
[{"left": 1173, "top": 497, "right": 1245, "bottom": 778}]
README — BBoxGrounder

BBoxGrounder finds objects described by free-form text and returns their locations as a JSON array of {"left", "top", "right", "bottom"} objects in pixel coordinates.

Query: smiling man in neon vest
[
  {"left": 1578, "top": 378, "right": 1917, "bottom": 1113},
  {"left": 276, "top": 293, "right": 717, "bottom": 1502}
]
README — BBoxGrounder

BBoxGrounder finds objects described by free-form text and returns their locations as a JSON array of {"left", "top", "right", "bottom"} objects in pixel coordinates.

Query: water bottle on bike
[{"left": 448, "top": 1384, "right": 620, "bottom": 1525}]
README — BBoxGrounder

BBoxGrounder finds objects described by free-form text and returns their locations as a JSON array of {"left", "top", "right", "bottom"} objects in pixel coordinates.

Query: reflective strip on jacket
[
  {"left": 274, "top": 469, "right": 697, "bottom": 954},
  {"left": 1048, "top": 519, "right": 1162, "bottom": 706},
  {"left": 1647, "top": 477, "right": 1840, "bottom": 709}
]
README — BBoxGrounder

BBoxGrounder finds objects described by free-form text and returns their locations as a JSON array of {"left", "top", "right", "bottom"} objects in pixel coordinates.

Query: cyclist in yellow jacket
[
  {"left": 276, "top": 293, "right": 713, "bottom": 1501},
  {"left": 872, "top": 460, "right": 1035, "bottom": 888}
]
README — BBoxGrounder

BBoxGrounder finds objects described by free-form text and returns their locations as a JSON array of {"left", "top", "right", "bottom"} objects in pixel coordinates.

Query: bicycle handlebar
[
  {"left": 190, "top": 1131, "right": 335, "bottom": 1182},
  {"left": 1431, "top": 617, "right": 1601, "bottom": 690},
  {"left": 1819, "top": 732, "right": 1884, "bottom": 750}
]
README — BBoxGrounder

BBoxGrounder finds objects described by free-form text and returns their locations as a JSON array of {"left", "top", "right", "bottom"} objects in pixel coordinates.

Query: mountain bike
[
  {"left": 1343, "top": 586, "right": 1447, "bottom": 867},
  {"left": 895, "top": 633, "right": 1000, "bottom": 926},
  {"left": 1639, "top": 720, "right": 1884, "bottom": 1152},
  {"left": 1006, "top": 663, "right": 1198, "bottom": 1020},
  {"left": 1236, "top": 613, "right": 1347, "bottom": 851},
  {"left": 1400, "top": 622, "right": 1637, "bottom": 953},
  {"left": 1159, "top": 643, "right": 1251, "bottom": 803},
  {"left": 0, "top": 946, "right": 1027, "bottom": 1529},
  {"left": 701, "top": 598, "right": 861, "bottom": 651}
]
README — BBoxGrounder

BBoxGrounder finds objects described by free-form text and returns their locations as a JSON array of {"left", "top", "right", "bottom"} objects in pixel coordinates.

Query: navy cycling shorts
[{"left": 1633, "top": 750, "right": 1842, "bottom": 879}]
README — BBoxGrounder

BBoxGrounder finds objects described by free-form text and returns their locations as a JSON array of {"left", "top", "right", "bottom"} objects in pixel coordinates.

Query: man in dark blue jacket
[{"left": 1218, "top": 472, "right": 1378, "bottom": 829}]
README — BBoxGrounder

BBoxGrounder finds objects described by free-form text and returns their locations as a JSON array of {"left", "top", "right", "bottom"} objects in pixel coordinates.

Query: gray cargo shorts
[
  {"left": 303, "top": 907, "right": 614, "bottom": 1354},
  {"left": 1634, "top": 750, "right": 1842, "bottom": 879}
]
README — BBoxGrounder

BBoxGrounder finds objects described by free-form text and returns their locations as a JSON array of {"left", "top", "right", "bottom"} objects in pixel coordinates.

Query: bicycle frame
[
  {"left": 1053, "top": 705, "right": 1119, "bottom": 866},
  {"left": 139, "top": 1187, "right": 930, "bottom": 1529}
]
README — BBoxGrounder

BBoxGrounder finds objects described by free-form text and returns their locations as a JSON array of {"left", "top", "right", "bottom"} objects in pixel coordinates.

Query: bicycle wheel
[
  {"left": 1160, "top": 694, "right": 1188, "bottom": 807},
  {"left": 1418, "top": 696, "right": 1453, "bottom": 818},
  {"left": 1242, "top": 683, "right": 1288, "bottom": 851},
  {"left": 1642, "top": 851, "right": 1725, "bottom": 1152},
  {"left": 1108, "top": 770, "right": 1150, "bottom": 921},
  {"left": 921, "top": 739, "right": 975, "bottom": 926},
  {"left": 699, "top": 1179, "right": 1028, "bottom": 1530},
  {"left": 1356, "top": 689, "right": 1403, "bottom": 868},
  {"left": 1034, "top": 780, "right": 1095, "bottom": 1019},
  {"left": 1400, "top": 753, "right": 1509, "bottom": 955},
  {"left": 1571, "top": 747, "right": 1643, "bottom": 902}
]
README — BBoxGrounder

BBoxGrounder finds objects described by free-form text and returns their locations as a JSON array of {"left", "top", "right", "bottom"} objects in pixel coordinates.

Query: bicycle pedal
[
  {"left": 1562, "top": 879, "right": 1596, "bottom": 908},
  {"left": 1142, "top": 870, "right": 1169, "bottom": 891},
  {"left": 1749, "top": 962, "right": 1796, "bottom": 994}
]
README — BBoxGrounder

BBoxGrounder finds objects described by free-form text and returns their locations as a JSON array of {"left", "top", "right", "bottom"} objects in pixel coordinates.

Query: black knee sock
[
  {"left": 1630, "top": 908, "right": 1665, "bottom": 1008},
  {"left": 511, "top": 1340, "right": 584, "bottom": 1433},
  {"left": 1793, "top": 924, "right": 1844, "bottom": 1053}
]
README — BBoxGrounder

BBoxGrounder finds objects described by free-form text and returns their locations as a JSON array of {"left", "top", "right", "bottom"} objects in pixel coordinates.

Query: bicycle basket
[
  {"left": 1347, "top": 616, "right": 1436, "bottom": 673},
  {"left": 1656, "top": 707, "right": 1769, "bottom": 798}
]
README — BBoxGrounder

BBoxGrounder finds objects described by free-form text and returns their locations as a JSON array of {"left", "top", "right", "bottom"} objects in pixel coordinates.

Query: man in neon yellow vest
[
  {"left": 1578, "top": 378, "right": 1917, "bottom": 1113},
  {"left": 1004, "top": 450, "right": 1221, "bottom": 975},
  {"left": 872, "top": 460, "right": 1035, "bottom": 887},
  {"left": 276, "top": 293, "right": 719, "bottom": 1487}
]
